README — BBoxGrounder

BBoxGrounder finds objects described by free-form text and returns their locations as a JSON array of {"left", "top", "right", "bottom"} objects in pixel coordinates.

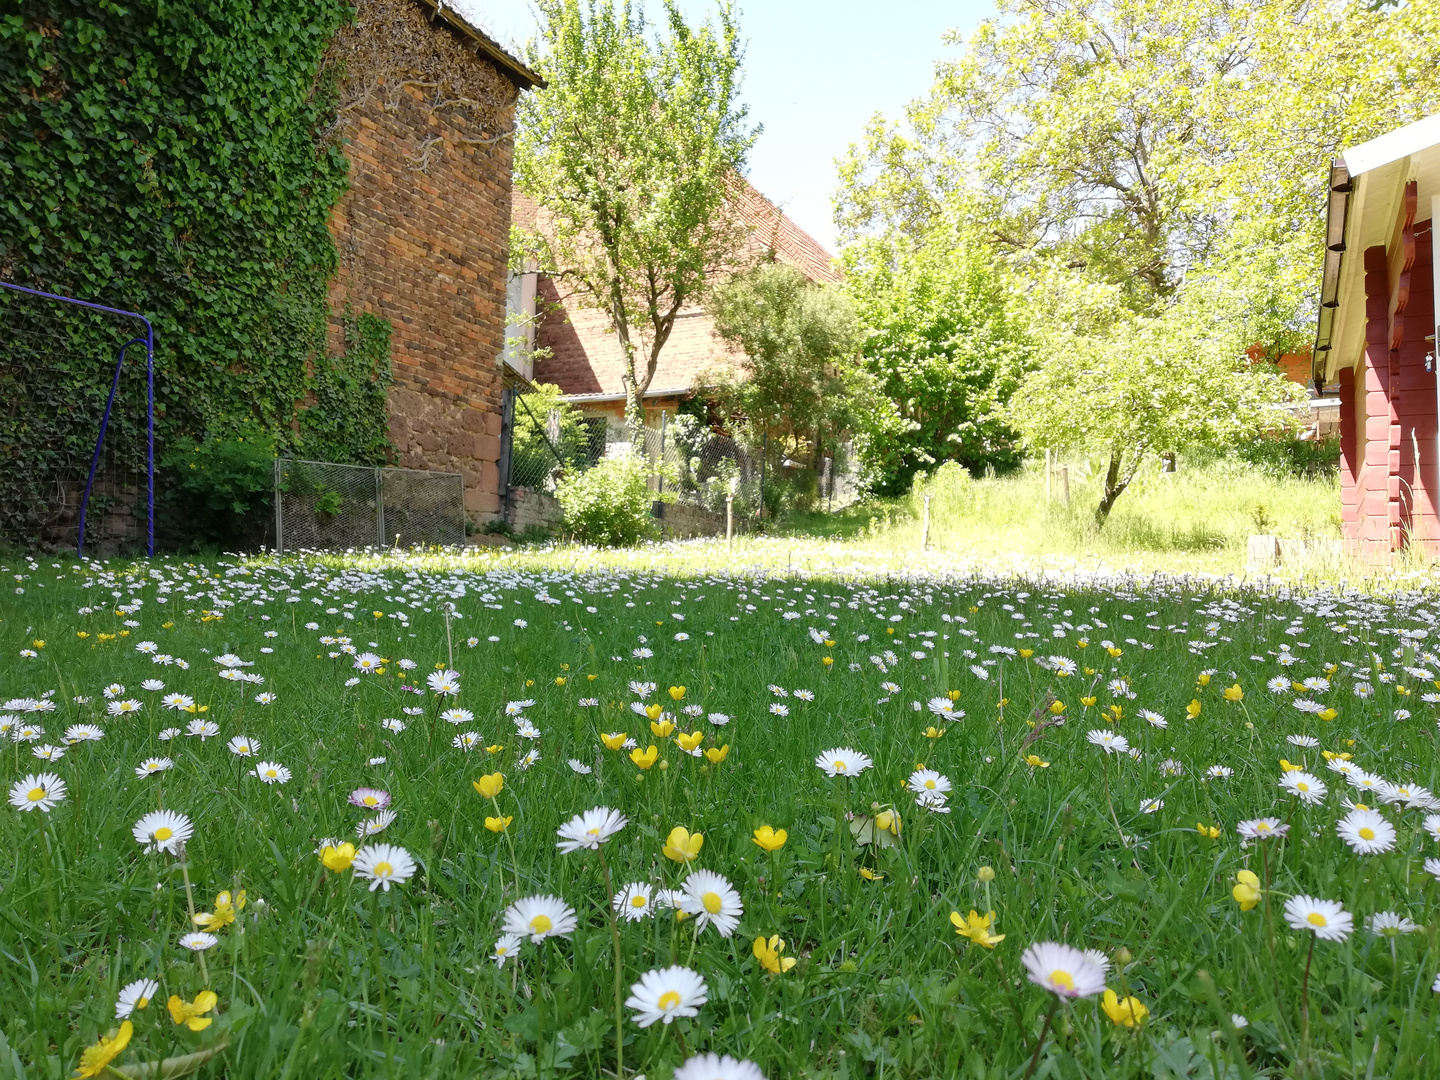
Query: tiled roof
[{"left": 513, "top": 181, "right": 840, "bottom": 397}]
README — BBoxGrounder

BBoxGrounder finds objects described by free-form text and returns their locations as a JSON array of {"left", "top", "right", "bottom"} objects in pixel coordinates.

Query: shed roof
[{"left": 1313, "top": 112, "right": 1440, "bottom": 386}]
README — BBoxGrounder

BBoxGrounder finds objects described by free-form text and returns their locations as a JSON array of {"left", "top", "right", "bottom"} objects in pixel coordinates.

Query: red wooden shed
[{"left": 1314, "top": 114, "right": 1440, "bottom": 560}]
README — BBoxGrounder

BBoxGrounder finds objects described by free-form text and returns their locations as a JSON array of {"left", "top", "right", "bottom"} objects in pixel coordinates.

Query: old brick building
[
  {"left": 328, "top": 0, "right": 540, "bottom": 519},
  {"left": 513, "top": 181, "right": 841, "bottom": 424},
  {"left": 1314, "top": 112, "right": 1440, "bottom": 559}
]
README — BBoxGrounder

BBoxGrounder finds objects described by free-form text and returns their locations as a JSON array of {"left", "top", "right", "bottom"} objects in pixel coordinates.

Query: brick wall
[{"left": 327, "top": 0, "right": 523, "bottom": 521}]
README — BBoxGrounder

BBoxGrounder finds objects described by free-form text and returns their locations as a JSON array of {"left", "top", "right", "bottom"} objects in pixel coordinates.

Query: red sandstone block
[
  {"left": 449, "top": 433, "right": 477, "bottom": 459},
  {"left": 484, "top": 412, "right": 501, "bottom": 437},
  {"left": 477, "top": 433, "right": 500, "bottom": 462},
  {"left": 479, "top": 460, "right": 498, "bottom": 491}
]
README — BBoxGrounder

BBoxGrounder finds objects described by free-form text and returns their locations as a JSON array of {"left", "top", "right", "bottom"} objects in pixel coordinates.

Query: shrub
[
  {"left": 555, "top": 454, "right": 666, "bottom": 547},
  {"left": 159, "top": 427, "right": 275, "bottom": 549}
]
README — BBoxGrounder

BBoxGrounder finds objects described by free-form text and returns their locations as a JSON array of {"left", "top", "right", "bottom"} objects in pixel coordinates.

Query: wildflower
[
  {"left": 491, "top": 933, "right": 523, "bottom": 967},
  {"left": 253, "top": 761, "right": 291, "bottom": 784},
  {"left": 1231, "top": 870, "right": 1261, "bottom": 911},
  {"left": 858, "top": 867, "right": 884, "bottom": 881},
  {"left": 1284, "top": 895, "right": 1353, "bottom": 941},
  {"left": 503, "top": 895, "right": 578, "bottom": 943},
  {"left": 472, "top": 773, "right": 504, "bottom": 799},
  {"left": 1086, "top": 730, "right": 1129, "bottom": 754},
  {"left": 1196, "top": 823, "right": 1219, "bottom": 839},
  {"left": 485, "top": 815, "right": 513, "bottom": 833},
  {"left": 227, "top": 736, "right": 258, "bottom": 757},
  {"left": 705, "top": 744, "right": 730, "bottom": 763},
  {"left": 349, "top": 788, "right": 390, "bottom": 810},
  {"left": 319, "top": 842, "right": 356, "bottom": 871},
  {"left": 815, "top": 747, "right": 873, "bottom": 777},
  {"left": 179, "top": 932, "right": 218, "bottom": 951},
  {"left": 193, "top": 889, "right": 245, "bottom": 930},
  {"left": 1186, "top": 699, "right": 1202, "bottom": 719},
  {"left": 630, "top": 745, "right": 659, "bottom": 769},
  {"left": 9, "top": 772, "right": 67, "bottom": 813},
  {"left": 1367, "top": 911, "right": 1420, "bottom": 937},
  {"left": 1021, "top": 942, "right": 1107, "bottom": 998},
  {"left": 426, "top": 670, "right": 461, "bottom": 696},
  {"left": 1024, "top": 754, "right": 1050, "bottom": 768},
  {"left": 676, "top": 731, "right": 704, "bottom": 752},
  {"left": 115, "top": 978, "right": 159, "bottom": 1020},
  {"left": 73, "top": 1021, "right": 133, "bottom": 1078},
  {"left": 950, "top": 909, "right": 1005, "bottom": 948},
  {"left": 752, "top": 825, "right": 787, "bottom": 851},
  {"left": 663, "top": 826, "right": 704, "bottom": 862},
  {"left": 626, "top": 965, "right": 708, "bottom": 1027},
  {"left": 166, "top": 990, "right": 218, "bottom": 1031},
  {"left": 753, "top": 934, "right": 797, "bottom": 973},
  {"left": 600, "top": 732, "right": 628, "bottom": 750},
  {"left": 1336, "top": 809, "right": 1396, "bottom": 855},
  {"left": 613, "top": 883, "right": 655, "bottom": 921},
  {"left": 1101, "top": 990, "right": 1149, "bottom": 1028},
  {"left": 669, "top": 686, "right": 686, "bottom": 700},
  {"left": 672, "top": 1054, "right": 765, "bottom": 1080},
  {"left": 353, "top": 843, "right": 416, "bottom": 891},
  {"left": 1279, "top": 771, "right": 1326, "bottom": 805},
  {"left": 1236, "top": 817, "right": 1289, "bottom": 840},
  {"left": 556, "top": 806, "right": 628, "bottom": 852},
  {"left": 356, "top": 810, "right": 396, "bottom": 837},
  {"left": 568, "top": 758, "right": 593, "bottom": 774},
  {"left": 907, "top": 768, "right": 952, "bottom": 797},
  {"left": 677, "top": 869, "right": 743, "bottom": 936}
]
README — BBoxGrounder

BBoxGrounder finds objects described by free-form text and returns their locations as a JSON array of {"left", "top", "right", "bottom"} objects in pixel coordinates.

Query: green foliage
[
  {"left": 554, "top": 452, "right": 664, "bottom": 546},
  {"left": 0, "top": 2, "right": 393, "bottom": 486},
  {"left": 835, "top": 0, "right": 1439, "bottom": 520},
  {"left": 843, "top": 228, "right": 1034, "bottom": 495},
  {"left": 708, "top": 262, "right": 860, "bottom": 465},
  {"left": 158, "top": 426, "right": 276, "bottom": 548},
  {"left": 510, "top": 383, "right": 595, "bottom": 489},
  {"left": 1234, "top": 434, "right": 1341, "bottom": 479},
  {"left": 300, "top": 310, "right": 394, "bottom": 466},
  {"left": 517, "top": 0, "right": 756, "bottom": 426}
]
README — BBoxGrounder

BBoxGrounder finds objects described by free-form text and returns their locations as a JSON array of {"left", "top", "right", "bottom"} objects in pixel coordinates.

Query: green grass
[
  {"left": 2, "top": 549, "right": 1439, "bottom": 1078},
  {"left": 784, "top": 457, "right": 1351, "bottom": 579}
]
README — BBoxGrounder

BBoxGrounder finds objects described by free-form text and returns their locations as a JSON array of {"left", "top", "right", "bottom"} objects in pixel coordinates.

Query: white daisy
[
  {"left": 906, "top": 769, "right": 952, "bottom": 797},
  {"left": 252, "top": 761, "right": 291, "bottom": 784},
  {"left": 179, "top": 932, "right": 218, "bottom": 951},
  {"left": 133, "top": 809, "right": 193, "bottom": 854},
  {"left": 1086, "top": 730, "right": 1130, "bottom": 754},
  {"left": 353, "top": 844, "right": 416, "bottom": 891},
  {"left": 1336, "top": 809, "right": 1396, "bottom": 855},
  {"left": 625, "top": 965, "right": 708, "bottom": 1027},
  {"left": 672, "top": 1054, "right": 765, "bottom": 1080},
  {"left": 1020, "top": 942, "right": 1107, "bottom": 998},
  {"left": 134, "top": 757, "right": 174, "bottom": 778},
  {"left": 8, "top": 772, "right": 67, "bottom": 813},
  {"left": 503, "top": 895, "right": 578, "bottom": 943},
  {"left": 115, "top": 977, "right": 159, "bottom": 1019},
  {"left": 492, "top": 933, "right": 523, "bottom": 968},
  {"left": 1367, "top": 911, "right": 1419, "bottom": 937},
  {"left": 612, "top": 882, "right": 655, "bottom": 921},
  {"left": 677, "top": 870, "right": 743, "bottom": 937},
  {"left": 356, "top": 810, "right": 397, "bottom": 837},
  {"left": 815, "top": 747, "right": 873, "bottom": 777},
  {"left": 1279, "top": 771, "right": 1327, "bottom": 805},
  {"left": 227, "top": 736, "right": 258, "bottom": 757},
  {"left": 555, "top": 807, "right": 628, "bottom": 852},
  {"left": 1284, "top": 895, "right": 1352, "bottom": 941}
]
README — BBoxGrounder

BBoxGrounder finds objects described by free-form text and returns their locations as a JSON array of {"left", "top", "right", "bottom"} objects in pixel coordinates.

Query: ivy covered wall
[{"left": 0, "top": 1, "right": 393, "bottom": 466}]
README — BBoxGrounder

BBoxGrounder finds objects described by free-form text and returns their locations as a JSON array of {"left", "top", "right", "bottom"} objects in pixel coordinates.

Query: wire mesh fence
[
  {"left": 274, "top": 458, "right": 464, "bottom": 552},
  {"left": 0, "top": 283, "right": 153, "bottom": 552}
]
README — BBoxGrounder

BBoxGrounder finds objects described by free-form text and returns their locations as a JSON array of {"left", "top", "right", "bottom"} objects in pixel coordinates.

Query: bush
[
  {"left": 159, "top": 427, "right": 275, "bottom": 549},
  {"left": 555, "top": 454, "right": 666, "bottom": 547}
]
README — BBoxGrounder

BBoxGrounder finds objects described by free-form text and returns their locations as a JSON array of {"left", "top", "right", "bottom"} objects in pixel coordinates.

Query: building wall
[
  {"left": 328, "top": 2, "right": 521, "bottom": 520},
  {"left": 1347, "top": 183, "right": 1437, "bottom": 559}
]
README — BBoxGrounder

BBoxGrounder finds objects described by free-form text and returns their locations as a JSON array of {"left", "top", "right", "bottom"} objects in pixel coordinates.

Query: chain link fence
[{"left": 274, "top": 458, "right": 464, "bottom": 552}]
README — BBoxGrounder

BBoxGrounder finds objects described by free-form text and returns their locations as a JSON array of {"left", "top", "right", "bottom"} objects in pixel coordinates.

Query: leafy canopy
[{"left": 517, "top": 0, "right": 757, "bottom": 427}]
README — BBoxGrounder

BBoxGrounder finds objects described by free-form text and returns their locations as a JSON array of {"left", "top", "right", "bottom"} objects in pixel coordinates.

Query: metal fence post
[
  {"left": 274, "top": 459, "right": 284, "bottom": 554},
  {"left": 498, "top": 388, "right": 515, "bottom": 521},
  {"left": 758, "top": 429, "right": 767, "bottom": 519},
  {"left": 375, "top": 468, "right": 385, "bottom": 548},
  {"left": 657, "top": 411, "right": 668, "bottom": 494}
]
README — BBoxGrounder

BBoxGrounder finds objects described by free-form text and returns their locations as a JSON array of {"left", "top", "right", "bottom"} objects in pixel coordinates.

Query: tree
[
  {"left": 843, "top": 223, "right": 1033, "bottom": 495},
  {"left": 1008, "top": 271, "right": 1305, "bottom": 521},
  {"left": 706, "top": 263, "right": 860, "bottom": 469},
  {"left": 836, "top": 0, "right": 1440, "bottom": 519},
  {"left": 516, "top": 0, "right": 757, "bottom": 431}
]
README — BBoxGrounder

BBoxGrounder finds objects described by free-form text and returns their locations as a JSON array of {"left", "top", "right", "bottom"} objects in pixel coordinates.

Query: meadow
[{"left": 2, "top": 547, "right": 1439, "bottom": 1079}]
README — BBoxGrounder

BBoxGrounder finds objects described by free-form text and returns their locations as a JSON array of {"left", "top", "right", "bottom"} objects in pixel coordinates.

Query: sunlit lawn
[{"left": 2, "top": 548, "right": 1438, "bottom": 1078}]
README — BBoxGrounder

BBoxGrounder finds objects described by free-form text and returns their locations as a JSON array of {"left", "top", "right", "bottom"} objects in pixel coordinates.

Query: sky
[{"left": 449, "top": 0, "right": 999, "bottom": 253}]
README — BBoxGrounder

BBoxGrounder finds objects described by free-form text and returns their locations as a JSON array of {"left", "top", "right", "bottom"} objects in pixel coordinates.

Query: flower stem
[
  {"left": 1022, "top": 998, "right": 1059, "bottom": 1080},
  {"left": 179, "top": 852, "right": 209, "bottom": 986},
  {"left": 1299, "top": 933, "right": 1316, "bottom": 1071},
  {"left": 597, "top": 847, "right": 625, "bottom": 1080}
]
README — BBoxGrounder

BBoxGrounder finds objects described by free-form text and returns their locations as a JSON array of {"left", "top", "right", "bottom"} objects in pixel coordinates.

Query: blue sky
[{"left": 453, "top": 1, "right": 998, "bottom": 253}]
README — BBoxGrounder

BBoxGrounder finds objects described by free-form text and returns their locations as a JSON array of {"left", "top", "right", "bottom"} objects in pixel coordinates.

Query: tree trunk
[{"left": 1094, "top": 446, "right": 1144, "bottom": 526}]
